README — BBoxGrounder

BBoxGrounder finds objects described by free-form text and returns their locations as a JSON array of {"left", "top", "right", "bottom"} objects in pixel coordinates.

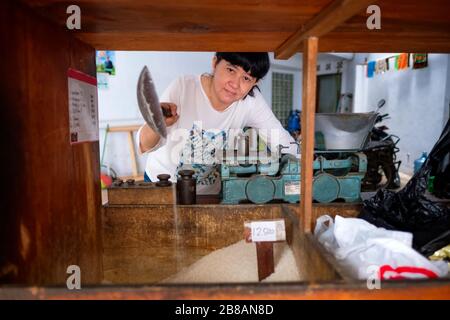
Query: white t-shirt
[{"left": 137, "top": 74, "right": 297, "bottom": 194}]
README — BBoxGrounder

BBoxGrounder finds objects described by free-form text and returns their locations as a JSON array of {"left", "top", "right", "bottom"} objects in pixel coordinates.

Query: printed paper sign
[
  {"left": 285, "top": 181, "right": 300, "bottom": 195},
  {"left": 67, "top": 68, "right": 99, "bottom": 144},
  {"left": 250, "top": 220, "right": 286, "bottom": 242}
]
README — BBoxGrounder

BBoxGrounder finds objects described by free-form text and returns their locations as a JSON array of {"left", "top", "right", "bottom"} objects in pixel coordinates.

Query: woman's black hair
[{"left": 214, "top": 52, "right": 270, "bottom": 97}]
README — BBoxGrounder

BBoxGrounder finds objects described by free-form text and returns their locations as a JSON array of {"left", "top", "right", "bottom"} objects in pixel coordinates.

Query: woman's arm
[
  {"left": 138, "top": 123, "right": 161, "bottom": 153},
  {"left": 138, "top": 103, "right": 179, "bottom": 153},
  {"left": 244, "top": 95, "right": 297, "bottom": 155}
]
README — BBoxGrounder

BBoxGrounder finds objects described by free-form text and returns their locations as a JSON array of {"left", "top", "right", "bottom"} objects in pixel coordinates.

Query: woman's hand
[
  {"left": 139, "top": 102, "right": 179, "bottom": 153},
  {"left": 161, "top": 102, "right": 179, "bottom": 126}
]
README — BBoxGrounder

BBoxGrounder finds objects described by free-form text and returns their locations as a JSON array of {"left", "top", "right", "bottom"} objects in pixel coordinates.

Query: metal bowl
[{"left": 314, "top": 112, "right": 378, "bottom": 151}]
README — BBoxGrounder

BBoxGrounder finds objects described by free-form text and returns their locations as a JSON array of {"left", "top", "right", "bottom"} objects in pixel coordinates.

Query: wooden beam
[
  {"left": 108, "top": 125, "right": 141, "bottom": 132},
  {"left": 319, "top": 31, "right": 450, "bottom": 53},
  {"left": 275, "top": 0, "right": 376, "bottom": 59},
  {"left": 255, "top": 242, "right": 275, "bottom": 281},
  {"left": 127, "top": 131, "right": 138, "bottom": 177},
  {"left": 299, "top": 37, "right": 318, "bottom": 233},
  {"left": 19, "top": 0, "right": 450, "bottom": 52},
  {"left": 2, "top": 281, "right": 450, "bottom": 299}
]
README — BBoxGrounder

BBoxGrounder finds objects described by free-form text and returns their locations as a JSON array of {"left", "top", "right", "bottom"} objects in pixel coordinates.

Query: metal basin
[{"left": 314, "top": 112, "right": 377, "bottom": 151}]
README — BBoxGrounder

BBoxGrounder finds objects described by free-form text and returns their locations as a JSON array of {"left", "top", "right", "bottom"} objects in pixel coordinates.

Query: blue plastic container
[
  {"left": 287, "top": 110, "right": 300, "bottom": 133},
  {"left": 414, "top": 151, "right": 428, "bottom": 174}
]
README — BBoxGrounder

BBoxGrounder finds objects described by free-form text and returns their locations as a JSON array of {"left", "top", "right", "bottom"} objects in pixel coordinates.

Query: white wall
[
  {"left": 348, "top": 54, "right": 369, "bottom": 111},
  {"left": 445, "top": 55, "right": 450, "bottom": 127},
  {"left": 265, "top": 53, "right": 302, "bottom": 111},
  {"left": 353, "top": 53, "right": 449, "bottom": 174}
]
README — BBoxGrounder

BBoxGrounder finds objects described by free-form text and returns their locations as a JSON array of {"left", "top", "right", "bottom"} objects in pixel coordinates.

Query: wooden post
[
  {"left": 300, "top": 37, "right": 318, "bottom": 233},
  {"left": 244, "top": 225, "right": 276, "bottom": 281},
  {"left": 244, "top": 219, "right": 286, "bottom": 281},
  {"left": 255, "top": 242, "right": 274, "bottom": 281},
  {"left": 108, "top": 125, "right": 142, "bottom": 180}
]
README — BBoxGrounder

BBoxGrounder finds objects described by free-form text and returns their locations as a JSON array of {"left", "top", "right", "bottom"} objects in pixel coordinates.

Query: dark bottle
[{"left": 177, "top": 170, "right": 196, "bottom": 204}]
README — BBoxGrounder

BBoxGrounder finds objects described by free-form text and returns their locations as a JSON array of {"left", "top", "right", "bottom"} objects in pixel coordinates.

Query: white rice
[{"left": 161, "top": 240, "right": 301, "bottom": 283}]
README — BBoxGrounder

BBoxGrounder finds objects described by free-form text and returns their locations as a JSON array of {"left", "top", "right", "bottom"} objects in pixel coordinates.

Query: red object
[
  {"left": 68, "top": 68, "right": 97, "bottom": 86},
  {"left": 379, "top": 265, "right": 438, "bottom": 280},
  {"left": 100, "top": 174, "right": 113, "bottom": 188}
]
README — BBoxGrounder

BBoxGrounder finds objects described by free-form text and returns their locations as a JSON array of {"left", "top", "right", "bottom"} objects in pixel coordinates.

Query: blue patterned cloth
[{"left": 176, "top": 123, "right": 227, "bottom": 187}]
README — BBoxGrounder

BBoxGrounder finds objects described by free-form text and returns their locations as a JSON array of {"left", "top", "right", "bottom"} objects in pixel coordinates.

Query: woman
[{"left": 137, "top": 52, "right": 296, "bottom": 194}]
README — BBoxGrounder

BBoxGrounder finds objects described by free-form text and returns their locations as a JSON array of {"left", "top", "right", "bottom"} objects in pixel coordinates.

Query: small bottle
[{"left": 414, "top": 151, "right": 428, "bottom": 174}]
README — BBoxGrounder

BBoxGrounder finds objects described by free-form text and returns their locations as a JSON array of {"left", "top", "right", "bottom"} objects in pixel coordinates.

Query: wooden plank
[
  {"left": 127, "top": 131, "right": 138, "bottom": 177},
  {"left": 275, "top": 0, "right": 376, "bottom": 59},
  {"left": 117, "top": 174, "right": 144, "bottom": 182},
  {"left": 74, "top": 29, "right": 450, "bottom": 53},
  {"left": 282, "top": 206, "right": 339, "bottom": 282},
  {"left": 319, "top": 32, "right": 450, "bottom": 53},
  {"left": 21, "top": 0, "right": 327, "bottom": 34},
  {"left": 18, "top": 0, "right": 450, "bottom": 52},
  {"left": 0, "top": 1, "right": 102, "bottom": 285},
  {"left": 103, "top": 205, "right": 282, "bottom": 249},
  {"left": 243, "top": 219, "right": 286, "bottom": 281},
  {"left": 78, "top": 31, "right": 294, "bottom": 51},
  {"left": 2, "top": 281, "right": 449, "bottom": 299},
  {"left": 319, "top": 1, "right": 450, "bottom": 52},
  {"left": 108, "top": 125, "right": 141, "bottom": 132},
  {"left": 299, "top": 37, "right": 318, "bottom": 233},
  {"left": 102, "top": 204, "right": 283, "bottom": 283},
  {"left": 107, "top": 184, "right": 175, "bottom": 205},
  {"left": 284, "top": 203, "right": 362, "bottom": 231},
  {"left": 101, "top": 203, "right": 350, "bottom": 284},
  {"left": 255, "top": 242, "right": 274, "bottom": 281},
  {"left": 102, "top": 246, "right": 213, "bottom": 284}
]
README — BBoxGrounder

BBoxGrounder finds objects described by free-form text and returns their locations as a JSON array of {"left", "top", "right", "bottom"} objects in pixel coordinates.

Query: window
[{"left": 271, "top": 72, "right": 293, "bottom": 127}]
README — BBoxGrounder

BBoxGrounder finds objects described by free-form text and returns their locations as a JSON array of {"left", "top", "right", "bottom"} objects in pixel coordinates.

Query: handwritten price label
[{"left": 249, "top": 220, "right": 286, "bottom": 242}]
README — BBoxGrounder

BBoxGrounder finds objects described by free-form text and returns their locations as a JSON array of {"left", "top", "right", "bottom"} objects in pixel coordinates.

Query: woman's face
[{"left": 211, "top": 57, "right": 258, "bottom": 105}]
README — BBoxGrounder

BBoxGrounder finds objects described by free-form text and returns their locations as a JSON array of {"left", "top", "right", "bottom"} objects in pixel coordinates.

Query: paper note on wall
[{"left": 67, "top": 68, "right": 99, "bottom": 144}]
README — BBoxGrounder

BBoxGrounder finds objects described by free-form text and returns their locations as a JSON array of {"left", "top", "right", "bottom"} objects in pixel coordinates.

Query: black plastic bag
[
  {"left": 433, "top": 153, "right": 450, "bottom": 199},
  {"left": 359, "top": 119, "right": 450, "bottom": 255},
  {"left": 419, "top": 230, "right": 450, "bottom": 257}
]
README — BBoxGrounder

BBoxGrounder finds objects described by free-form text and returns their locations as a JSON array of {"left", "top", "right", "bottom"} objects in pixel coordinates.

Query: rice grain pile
[{"left": 162, "top": 240, "right": 301, "bottom": 283}]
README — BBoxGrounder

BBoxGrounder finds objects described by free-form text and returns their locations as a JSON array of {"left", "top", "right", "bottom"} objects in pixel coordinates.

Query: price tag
[
  {"left": 248, "top": 220, "right": 286, "bottom": 242},
  {"left": 67, "top": 68, "right": 99, "bottom": 144}
]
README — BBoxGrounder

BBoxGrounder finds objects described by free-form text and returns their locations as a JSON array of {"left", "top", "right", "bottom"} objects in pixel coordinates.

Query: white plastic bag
[
  {"left": 314, "top": 215, "right": 448, "bottom": 280},
  {"left": 314, "top": 215, "right": 338, "bottom": 252}
]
